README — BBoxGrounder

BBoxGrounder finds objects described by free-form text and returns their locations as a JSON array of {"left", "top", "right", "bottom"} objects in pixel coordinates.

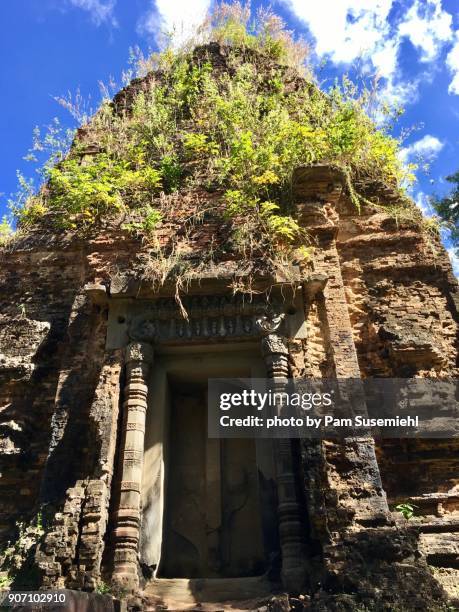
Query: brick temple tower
[{"left": 0, "top": 42, "right": 458, "bottom": 611}]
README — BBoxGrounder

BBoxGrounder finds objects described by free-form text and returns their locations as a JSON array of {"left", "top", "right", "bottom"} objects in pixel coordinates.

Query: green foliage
[
  {"left": 95, "top": 580, "right": 112, "bottom": 595},
  {"left": 122, "top": 206, "right": 163, "bottom": 235},
  {"left": 0, "top": 216, "right": 13, "bottom": 246},
  {"left": 159, "top": 155, "right": 182, "bottom": 192},
  {"left": 395, "top": 502, "right": 417, "bottom": 520},
  {"left": 10, "top": 2, "right": 412, "bottom": 277},
  {"left": 431, "top": 170, "right": 459, "bottom": 254},
  {"left": 183, "top": 133, "right": 219, "bottom": 159},
  {"left": 0, "top": 572, "right": 12, "bottom": 588},
  {"left": 44, "top": 155, "right": 162, "bottom": 229},
  {"left": 0, "top": 511, "right": 45, "bottom": 587}
]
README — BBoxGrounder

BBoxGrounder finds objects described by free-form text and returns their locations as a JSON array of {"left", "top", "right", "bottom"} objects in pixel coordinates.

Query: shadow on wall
[
  {"left": 0, "top": 298, "right": 107, "bottom": 589},
  {"left": 39, "top": 304, "right": 108, "bottom": 504},
  {"left": 0, "top": 313, "right": 77, "bottom": 531}
]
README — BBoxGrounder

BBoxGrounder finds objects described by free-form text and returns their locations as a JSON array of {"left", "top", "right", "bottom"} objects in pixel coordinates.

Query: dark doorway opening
[{"left": 159, "top": 381, "right": 266, "bottom": 579}]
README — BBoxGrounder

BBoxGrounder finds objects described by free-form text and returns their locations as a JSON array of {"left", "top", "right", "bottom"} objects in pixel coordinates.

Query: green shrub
[
  {"left": 0, "top": 216, "right": 13, "bottom": 246},
  {"left": 95, "top": 580, "right": 112, "bottom": 595},
  {"left": 395, "top": 502, "right": 417, "bottom": 520},
  {"left": 10, "top": 2, "right": 414, "bottom": 280},
  {"left": 0, "top": 511, "right": 45, "bottom": 588}
]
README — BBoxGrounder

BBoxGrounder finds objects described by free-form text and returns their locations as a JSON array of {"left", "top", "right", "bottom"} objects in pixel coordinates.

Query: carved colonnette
[
  {"left": 112, "top": 341, "right": 153, "bottom": 589},
  {"left": 258, "top": 315, "right": 307, "bottom": 591}
]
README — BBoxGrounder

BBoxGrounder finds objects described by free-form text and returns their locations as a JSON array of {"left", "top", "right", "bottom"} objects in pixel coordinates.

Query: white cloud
[
  {"left": 372, "top": 38, "right": 399, "bottom": 79},
  {"left": 281, "top": 0, "right": 419, "bottom": 106},
  {"left": 399, "top": 134, "right": 444, "bottom": 163},
  {"left": 446, "top": 33, "right": 459, "bottom": 95},
  {"left": 398, "top": 0, "right": 452, "bottom": 62},
  {"left": 447, "top": 246, "right": 459, "bottom": 276},
  {"left": 68, "top": 0, "right": 117, "bottom": 26},
  {"left": 415, "top": 191, "right": 435, "bottom": 216},
  {"left": 283, "top": 0, "right": 395, "bottom": 68},
  {"left": 378, "top": 77, "right": 420, "bottom": 108},
  {"left": 139, "top": 0, "right": 211, "bottom": 46},
  {"left": 283, "top": 0, "right": 455, "bottom": 107}
]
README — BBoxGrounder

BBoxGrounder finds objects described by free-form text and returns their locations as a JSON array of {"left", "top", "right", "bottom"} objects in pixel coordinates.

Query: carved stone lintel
[
  {"left": 127, "top": 295, "right": 290, "bottom": 344},
  {"left": 112, "top": 341, "right": 153, "bottom": 590}
]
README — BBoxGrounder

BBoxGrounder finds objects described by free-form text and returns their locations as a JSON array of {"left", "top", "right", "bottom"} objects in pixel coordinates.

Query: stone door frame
[{"left": 109, "top": 290, "right": 308, "bottom": 591}]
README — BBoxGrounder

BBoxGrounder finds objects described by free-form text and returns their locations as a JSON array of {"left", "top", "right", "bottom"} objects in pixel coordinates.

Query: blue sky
[{"left": 1, "top": 0, "right": 459, "bottom": 270}]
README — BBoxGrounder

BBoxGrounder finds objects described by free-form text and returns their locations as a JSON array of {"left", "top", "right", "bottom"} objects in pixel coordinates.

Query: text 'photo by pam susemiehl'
[{"left": 207, "top": 378, "right": 459, "bottom": 438}]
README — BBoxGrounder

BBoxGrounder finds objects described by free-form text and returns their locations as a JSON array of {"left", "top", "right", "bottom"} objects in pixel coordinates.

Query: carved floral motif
[{"left": 128, "top": 295, "right": 287, "bottom": 343}]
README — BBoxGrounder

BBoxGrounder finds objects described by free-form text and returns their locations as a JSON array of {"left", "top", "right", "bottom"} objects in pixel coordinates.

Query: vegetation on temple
[
  {"left": 5, "top": 4, "right": 421, "bottom": 278},
  {"left": 0, "top": 216, "right": 13, "bottom": 247},
  {"left": 0, "top": 512, "right": 45, "bottom": 589}
]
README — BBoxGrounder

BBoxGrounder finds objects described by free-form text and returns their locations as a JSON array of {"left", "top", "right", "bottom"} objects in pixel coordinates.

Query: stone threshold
[{"left": 143, "top": 575, "right": 274, "bottom": 609}]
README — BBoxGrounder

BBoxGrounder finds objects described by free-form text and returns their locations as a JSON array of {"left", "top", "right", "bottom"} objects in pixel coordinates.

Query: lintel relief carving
[{"left": 128, "top": 294, "right": 293, "bottom": 344}]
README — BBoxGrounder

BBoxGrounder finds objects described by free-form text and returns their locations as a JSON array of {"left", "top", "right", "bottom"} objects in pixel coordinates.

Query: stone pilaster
[
  {"left": 259, "top": 322, "right": 306, "bottom": 592},
  {"left": 112, "top": 341, "right": 153, "bottom": 590},
  {"left": 313, "top": 239, "right": 389, "bottom": 523},
  {"left": 292, "top": 167, "right": 389, "bottom": 526}
]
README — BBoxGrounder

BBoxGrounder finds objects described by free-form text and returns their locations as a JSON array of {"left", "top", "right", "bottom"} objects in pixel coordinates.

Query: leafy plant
[
  {"left": 0, "top": 216, "right": 13, "bottom": 246},
  {"left": 0, "top": 511, "right": 46, "bottom": 586},
  {"left": 0, "top": 572, "right": 12, "bottom": 589},
  {"left": 394, "top": 502, "right": 418, "bottom": 520},
  {"left": 159, "top": 155, "right": 182, "bottom": 192},
  {"left": 95, "top": 580, "right": 112, "bottom": 595},
  {"left": 8, "top": 2, "right": 417, "bottom": 291},
  {"left": 122, "top": 206, "right": 163, "bottom": 235}
]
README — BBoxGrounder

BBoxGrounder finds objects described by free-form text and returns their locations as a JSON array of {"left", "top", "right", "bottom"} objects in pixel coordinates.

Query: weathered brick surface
[
  {"left": 334, "top": 200, "right": 459, "bottom": 607},
  {"left": 0, "top": 237, "right": 127, "bottom": 580},
  {"left": 0, "top": 166, "right": 457, "bottom": 610}
]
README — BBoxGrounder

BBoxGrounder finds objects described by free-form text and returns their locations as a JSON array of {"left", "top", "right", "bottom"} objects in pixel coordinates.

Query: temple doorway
[{"left": 159, "top": 382, "right": 266, "bottom": 579}]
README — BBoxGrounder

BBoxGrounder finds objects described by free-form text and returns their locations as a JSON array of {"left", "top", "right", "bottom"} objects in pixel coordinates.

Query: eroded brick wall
[
  {"left": 335, "top": 198, "right": 459, "bottom": 604},
  {"left": 0, "top": 172, "right": 457, "bottom": 608},
  {"left": 0, "top": 233, "right": 133, "bottom": 586}
]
